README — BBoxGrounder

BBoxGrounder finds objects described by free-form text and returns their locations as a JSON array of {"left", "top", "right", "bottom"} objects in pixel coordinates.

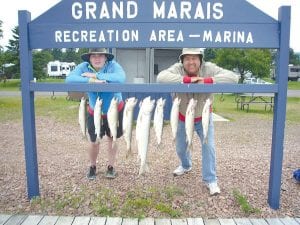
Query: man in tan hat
[
  {"left": 66, "top": 48, "right": 126, "bottom": 180},
  {"left": 157, "top": 48, "right": 239, "bottom": 195}
]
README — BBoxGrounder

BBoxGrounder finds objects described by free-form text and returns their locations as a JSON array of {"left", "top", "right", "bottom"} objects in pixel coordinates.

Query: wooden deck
[{"left": 0, "top": 214, "right": 299, "bottom": 225}]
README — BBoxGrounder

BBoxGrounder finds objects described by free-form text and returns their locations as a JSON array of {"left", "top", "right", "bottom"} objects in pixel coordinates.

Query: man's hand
[
  {"left": 82, "top": 72, "right": 96, "bottom": 79},
  {"left": 191, "top": 77, "right": 204, "bottom": 83}
]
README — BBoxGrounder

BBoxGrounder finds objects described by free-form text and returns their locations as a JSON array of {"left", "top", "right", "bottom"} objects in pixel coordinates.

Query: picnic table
[{"left": 235, "top": 93, "right": 274, "bottom": 112}]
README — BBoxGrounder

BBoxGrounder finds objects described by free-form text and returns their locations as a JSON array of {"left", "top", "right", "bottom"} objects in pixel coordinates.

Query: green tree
[
  {"left": 0, "top": 51, "right": 16, "bottom": 78},
  {"left": 204, "top": 48, "right": 217, "bottom": 62},
  {"left": 33, "top": 50, "right": 53, "bottom": 79},
  {"left": 289, "top": 48, "right": 300, "bottom": 65},
  {"left": 0, "top": 20, "right": 3, "bottom": 52},
  {"left": 62, "top": 48, "right": 78, "bottom": 62},
  {"left": 51, "top": 48, "right": 63, "bottom": 61},
  {"left": 6, "top": 26, "right": 20, "bottom": 78},
  {"left": 214, "top": 49, "right": 272, "bottom": 83}
]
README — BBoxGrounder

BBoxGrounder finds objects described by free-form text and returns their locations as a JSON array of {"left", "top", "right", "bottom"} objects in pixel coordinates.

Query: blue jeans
[{"left": 175, "top": 113, "right": 217, "bottom": 183}]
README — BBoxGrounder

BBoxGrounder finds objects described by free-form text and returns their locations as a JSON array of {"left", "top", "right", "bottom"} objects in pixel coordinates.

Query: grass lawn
[{"left": 0, "top": 94, "right": 299, "bottom": 123}]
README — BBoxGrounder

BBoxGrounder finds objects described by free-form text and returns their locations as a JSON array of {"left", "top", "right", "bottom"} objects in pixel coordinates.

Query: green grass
[
  {"left": 233, "top": 189, "right": 261, "bottom": 215},
  {"left": 0, "top": 94, "right": 299, "bottom": 123},
  {"left": 0, "top": 96, "right": 79, "bottom": 123},
  {"left": 0, "top": 79, "right": 21, "bottom": 91},
  {"left": 213, "top": 94, "right": 300, "bottom": 123},
  {"left": 287, "top": 81, "right": 300, "bottom": 90},
  {"left": 0, "top": 78, "right": 65, "bottom": 91},
  {"left": 29, "top": 185, "right": 185, "bottom": 218}
]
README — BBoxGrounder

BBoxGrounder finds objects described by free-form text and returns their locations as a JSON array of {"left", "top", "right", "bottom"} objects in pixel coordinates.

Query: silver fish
[
  {"left": 202, "top": 98, "right": 212, "bottom": 144},
  {"left": 185, "top": 98, "right": 197, "bottom": 152},
  {"left": 153, "top": 97, "right": 166, "bottom": 146},
  {"left": 122, "top": 97, "right": 138, "bottom": 157},
  {"left": 107, "top": 97, "right": 119, "bottom": 147},
  {"left": 94, "top": 97, "right": 103, "bottom": 141},
  {"left": 135, "top": 96, "right": 151, "bottom": 144},
  {"left": 136, "top": 96, "right": 155, "bottom": 175},
  {"left": 78, "top": 97, "right": 87, "bottom": 137},
  {"left": 170, "top": 97, "right": 181, "bottom": 141}
]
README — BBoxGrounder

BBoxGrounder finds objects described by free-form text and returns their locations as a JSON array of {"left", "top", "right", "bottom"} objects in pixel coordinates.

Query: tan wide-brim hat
[
  {"left": 81, "top": 48, "right": 114, "bottom": 62},
  {"left": 179, "top": 48, "right": 205, "bottom": 61}
]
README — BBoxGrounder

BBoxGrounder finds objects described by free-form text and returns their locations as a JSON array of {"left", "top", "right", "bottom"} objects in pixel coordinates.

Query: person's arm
[
  {"left": 204, "top": 62, "right": 240, "bottom": 84},
  {"left": 95, "top": 61, "right": 126, "bottom": 83},
  {"left": 65, "top": 62, "right": 90, "bottom": 83},
  {"left": 157, "top": 63, "right": 183, "bottom": 83}
]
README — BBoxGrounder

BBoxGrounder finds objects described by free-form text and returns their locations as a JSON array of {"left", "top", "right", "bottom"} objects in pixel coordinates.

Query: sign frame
[{"left": 18, "top": 0, "right": 290, "bottom": 210}]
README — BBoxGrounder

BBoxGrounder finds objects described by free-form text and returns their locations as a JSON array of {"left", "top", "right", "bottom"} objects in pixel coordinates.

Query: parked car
[{"left": 243, "top": 77, "right": 271, "bottom": 84}]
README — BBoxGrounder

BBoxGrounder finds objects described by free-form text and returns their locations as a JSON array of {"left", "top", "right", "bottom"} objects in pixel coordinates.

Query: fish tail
[{"left": 125, "top": 147, "right": 132, "bottom": 159}]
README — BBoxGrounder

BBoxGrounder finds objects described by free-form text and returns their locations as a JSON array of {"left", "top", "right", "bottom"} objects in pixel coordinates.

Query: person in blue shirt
[{"left": 66, "top": 48, "right": 126, "bottom": 180}]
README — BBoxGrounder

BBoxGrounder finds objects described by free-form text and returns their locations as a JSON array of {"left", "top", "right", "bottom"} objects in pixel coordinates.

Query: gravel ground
[{"left": 0, "top": 115, "right": 299, "bottom": 218}]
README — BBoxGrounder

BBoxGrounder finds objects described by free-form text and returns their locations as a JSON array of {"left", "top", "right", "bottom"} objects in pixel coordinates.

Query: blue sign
[
  {"left": 19, "top": 0, "right": 291, "bottom": 211},
  {"left": 29, "top": 0, "right": 279, "bottom": 49}
]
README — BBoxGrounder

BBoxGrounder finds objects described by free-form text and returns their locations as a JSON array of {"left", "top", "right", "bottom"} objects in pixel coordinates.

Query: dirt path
[{"left": 0, "top": 116, "right": 299, "bottom": 218}]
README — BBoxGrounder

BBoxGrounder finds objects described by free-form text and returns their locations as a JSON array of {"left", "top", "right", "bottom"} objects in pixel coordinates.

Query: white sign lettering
[
  {"left": 55, "top": 30, "right": 139, "bottom": 42},
  {"left": 71, "top": 1, "right": 138, "bottom": 20},
  {"left": 149, "top": 30, "right": 184, "bottom": 42},
  {"left": 153, "top": 1, "right": 223, "bottom": 20}
]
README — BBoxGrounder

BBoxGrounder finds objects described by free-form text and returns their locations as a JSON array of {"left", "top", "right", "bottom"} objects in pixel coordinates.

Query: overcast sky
[{"left": 0, "top": 0, "right": 299, "bottom": 52}]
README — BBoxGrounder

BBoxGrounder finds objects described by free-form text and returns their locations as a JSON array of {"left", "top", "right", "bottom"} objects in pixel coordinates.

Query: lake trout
[
  {"left": 94, "top": 97, "right": 103, "bottom": 141},
  {"left": 170, "top": 97, "right": 181, "bottom": 141},
  {"left": 122, "top": 97, "right": 137, "bottom": 157},
  {"left": 107, "top": 97, "right": 119, "bottom": 148},
  {"left": 185, "top": 98, "right": 197, "bottom": 152},
  {"left": 202, "top": 98, "right": 212, "bottom": 144},
  {"left": 153, "top": 97, "right": 166, "bottom": 146},
  {"left": 78, "top": 97, "right": 87, "bottom": 138},
  {"left": 136, "top": 96, "right": 155, "bottom": 176}
]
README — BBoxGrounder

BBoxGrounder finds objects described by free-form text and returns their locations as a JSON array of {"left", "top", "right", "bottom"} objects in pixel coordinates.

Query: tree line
[{"left": 1, "top": 23, "right": 300, "bottom": 82}]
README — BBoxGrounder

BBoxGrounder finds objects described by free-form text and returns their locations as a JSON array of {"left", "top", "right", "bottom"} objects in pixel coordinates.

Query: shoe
[
  {"left": 205, "top": 182, "right": 221, "bottom": 196},
  {"left": 105, "top": 165, "right": 117, "bottom": 179},
  {"left": 87, "top": 166, "right": 96, "bottom": 180},
  {"left": 173, "top": 165, "right": 192, "bottom": 176}
]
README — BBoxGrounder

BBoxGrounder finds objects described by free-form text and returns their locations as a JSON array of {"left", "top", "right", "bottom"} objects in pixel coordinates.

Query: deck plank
[
  {"left": 265, "top": 218, "right": 284, "bottom": 225},
  {"left": 4, "top": 215, "right": 27, "bottom": 225},
  {"left": 38, "top": 215, "right": 59, "bottom": 225},
  {"left": 55, "top": 216, "right": 74, "bottom": 225},
  {"left": 171, "top": 218, "right": 187, "bottom": 225},
  {"left": 122, "top": 218, "right": 138, "bottom": 225},
  {"left": 138, "top": 218, "right": 155, "bottom": 225},
  {"left": 187, "top": 218, "right": 204, "bottom": 225},
  {"left": 106, "top": 217, "right": 122, "bottom": 225},
  {"left": 21, "top": 215, "right": 43, "bottom": 225},
  {"left": 219, "top": 218, "right": 236, "bottom": 225},
  {"left": 249, "top": 218, "right": 268, "bottom": 225},
  {"left": 203, "top": 219, "right": 220, "bottom": 225},
  {"left": 234, "top": 218, "right": 252, "bottom": 225},
  {"left": 280, "top": 217, "right": 300, "bottom": 225},
  {"left": 155, "top": 218, "right": 171, "bottom": 225},
  {"left": 0, "top": 214, "right": 11, "bottom": 225},
  {"left": 72, "top": 216, "right": 90, "bottom": 225},
  {"left": 89, "top": 217, "right": 106, "bottom": 225}
]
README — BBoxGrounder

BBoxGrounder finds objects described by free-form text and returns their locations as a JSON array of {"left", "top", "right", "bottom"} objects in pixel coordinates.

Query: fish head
[
  {"left": 126, "top": 97, "right": 138, "bottom": 109},
  {"left": 142, "top": 99, "right": 155, "bottom": 114}
]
